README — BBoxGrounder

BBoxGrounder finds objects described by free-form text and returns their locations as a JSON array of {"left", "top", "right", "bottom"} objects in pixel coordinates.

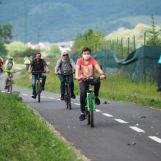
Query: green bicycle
[{"left": 85, "top": 77, "right": 101, "bottom": 128}]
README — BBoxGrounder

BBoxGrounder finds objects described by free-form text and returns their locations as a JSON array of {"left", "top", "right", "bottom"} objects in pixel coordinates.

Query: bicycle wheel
[
  {"left": 7, "top": 80, "right": 12, "bottom": 93},
  {"left": 90, "top": 94, "right": 94, "bottom": 127},
  {"left": 86, "top": 95, "right": 90, "bottom": 125},
  {"left": 37, "top": 82, "right": 41, "bottom": 103},
  {"left": 67, "top": 84, "right": 71, "bottom": 110},
  {"left": 65, "top": 84, "right": 68, "bottom": 109}
]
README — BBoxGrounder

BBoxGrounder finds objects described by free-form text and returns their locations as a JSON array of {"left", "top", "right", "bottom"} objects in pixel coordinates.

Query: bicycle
[
  {"left": 32, "top": 71, "right": 43, "bottom": 103},
  {"left": 64, "top": 75, "right": 71, "bottom": 110},
  {"left": 84, "top": 77, "right": 103, "bottom": 128},
  {"left": 5, "top": 71, "right": 14, "bottom": 93}
]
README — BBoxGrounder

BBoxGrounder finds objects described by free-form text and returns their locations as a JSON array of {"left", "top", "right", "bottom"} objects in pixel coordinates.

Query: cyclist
[
  {"left": 55, "top": 51, "right": 76, "bottom": 100},
  {"left": 29, "top": 52, "right": 49, "bottom": 99},
  {"left": 4, "top": 57, "right": 16, "bottom": 89},
  {"left": 75, "top": 47, "right": 106, "bottom": 121},
  {"left": 0, "top": 56, "right": 4, "bottom": 73}
]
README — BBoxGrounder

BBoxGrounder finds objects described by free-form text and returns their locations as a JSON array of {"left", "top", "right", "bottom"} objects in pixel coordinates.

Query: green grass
[
  {"left": 0, "top": 92, "right": 83, "bottom": 161},
  {"left": 15, "top": 67, "right": 161, "bottom": 109}
]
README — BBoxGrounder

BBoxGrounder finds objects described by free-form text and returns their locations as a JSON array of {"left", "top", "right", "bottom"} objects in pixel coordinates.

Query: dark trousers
[
  {"left": 32, "top": 73, "right": 46, "bottom": 95},
  {"left": 58, "top": 74, "right": 74, "bottom": 95},
  {"left": 157, "top": 64, "right": 161, "bottom": 89},
  {"left": 79, "top": 80, "right": 100, "bottom": 113}
]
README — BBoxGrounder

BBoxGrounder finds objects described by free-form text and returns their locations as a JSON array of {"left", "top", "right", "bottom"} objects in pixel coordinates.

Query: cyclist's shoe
[
  {"left": 71, "top": 93, "right": 76, "bottom": 99},
  {"left": 32, "top": 95, "right": 36, "bottom": 99},
  {"left": 95, "top": 97, "right": 100, "bottom": 105},
  {"left": 60, "top": 94, "right": 64, "bottom": 100},
  {"left": 79, "top": 113, "right": 86, "bottom": 121}
]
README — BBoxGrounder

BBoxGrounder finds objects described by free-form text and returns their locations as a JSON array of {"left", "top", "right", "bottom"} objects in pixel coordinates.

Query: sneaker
[
  {"left": 32, "top": 95, "right": 36, "bottom": 99},
  {"left": 95, "top": 97, "right": 100, "bottom": 105},
  {"left": 60, "top": 94, "right": 64, "bottom": 100},
  {"left": 79, "top": 113, "right": 86, "bottom": 121},
  {"left": 71, "top": 93, "right": 76, "bottom": 99}
]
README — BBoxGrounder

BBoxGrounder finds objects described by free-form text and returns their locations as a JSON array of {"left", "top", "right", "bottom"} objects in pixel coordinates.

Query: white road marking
[
  {"left": 56, "top": 99, "right": 60, "bottom": 101},
  {"left": 96, "top": 109, "right": 102, "bottom": 113},
  {"left": 148, "top": 136, "right": 161, "bottom": 144},
  {"left": 115, "top": 119, "right": 128, "bottom": 124},
  {"left": 102, "top": 113, "right": 113, "bottom": 117},
  {"left": 74, "top": 103, "right": 80, "bottom": 106},
  {"left": 129, "top": 126, "right": 145, "bottom": 133}
]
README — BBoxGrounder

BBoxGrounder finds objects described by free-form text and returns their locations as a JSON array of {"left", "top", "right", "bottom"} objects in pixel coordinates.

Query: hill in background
[{"left": 0, "top": 0, "right": 161, "bottom": 42}]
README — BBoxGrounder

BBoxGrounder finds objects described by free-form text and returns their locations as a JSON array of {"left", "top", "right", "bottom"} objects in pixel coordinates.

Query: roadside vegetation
[
  {"left": 15, "top": 66, "right": 161, "bottom": 109},
  {"left": 0, "top": 92, "right": 83, "bottom": 161}
]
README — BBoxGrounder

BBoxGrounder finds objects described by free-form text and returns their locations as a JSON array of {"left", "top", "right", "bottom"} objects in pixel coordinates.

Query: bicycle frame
[
  {"left": 86, "top": 86, "right": 96, "bottom": 112},
  {"left": 85, "top": 77, "right": 99, "bottom": 127}
]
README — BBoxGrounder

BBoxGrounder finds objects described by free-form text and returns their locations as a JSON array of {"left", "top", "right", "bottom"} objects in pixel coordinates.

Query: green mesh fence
[{"left": 71, "top": 46, "right": 161, "bottom": 82}]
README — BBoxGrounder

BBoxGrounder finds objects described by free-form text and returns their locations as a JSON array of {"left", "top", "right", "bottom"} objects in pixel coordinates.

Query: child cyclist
[{"left": 75, "top": 47, "right": 106, "bottom": 121}]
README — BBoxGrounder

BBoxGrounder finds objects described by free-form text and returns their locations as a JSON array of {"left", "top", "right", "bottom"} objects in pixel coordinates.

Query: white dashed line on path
[
  {"left": 74, "top": 103, "right": 80, "bottom": 106},
  {"left": 129, "top": 126, "right": 145, "bottom": 133},
  {"left": 96, "top": 109, "right": 102, "bottom": 113},
  {"left": 114, "top": 119, "right": 128, "bottom": 124},
  {"left": 102, "top": 113, "right": 113, "bottom": 117},
  {"left": 148, "top": 136, "right": 161, "bottom": 144}
]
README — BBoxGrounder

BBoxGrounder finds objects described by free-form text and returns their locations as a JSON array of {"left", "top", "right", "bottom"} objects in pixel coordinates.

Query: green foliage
[
  {"left": 5, "top": 41, "right": 39, "bottom": 58},
  {"left": 73, "top": 29, "right": 105, "bottom": 54},
  {"left": 15, "top": 67, "right": 161, "bottom": 109},
  {"left": 146, "top": 16, "right": 161, "bottom": 46},
  {"left": 5, "top": 41, "right": 27, "bottom": 57},
  {"left": 0, "top": 24, "right": 13, "bottom": 57},
  {"left": 48, "top": 44, "right": 61, "bottom": 57},
  {"left": 0, "top": 92, "right": 83, "bottom": 161}
]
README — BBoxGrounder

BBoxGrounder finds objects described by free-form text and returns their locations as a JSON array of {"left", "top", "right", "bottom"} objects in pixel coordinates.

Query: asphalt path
[{"left": 0, "top": 73, "right": 161, "bottom": 161}]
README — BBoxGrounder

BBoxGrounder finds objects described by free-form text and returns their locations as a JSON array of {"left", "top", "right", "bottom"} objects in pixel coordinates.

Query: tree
[
  {"left": 146, "top": 16, "right": 161, "bottom": 46},
  {"left": 0, "top": 1, "right": 13, "bottom": 57},
  {"left": 73, "top": 29, "right": 105, "bottom": 54}
]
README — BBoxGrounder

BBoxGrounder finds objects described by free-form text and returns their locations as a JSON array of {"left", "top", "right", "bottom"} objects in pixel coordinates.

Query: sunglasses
[{"left": 63, "top": 54, "right": 68, "bottom": 56}]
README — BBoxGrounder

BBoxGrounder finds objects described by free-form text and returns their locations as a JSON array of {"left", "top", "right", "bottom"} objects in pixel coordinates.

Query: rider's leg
[
  {"left": 94, "top": 80, "right": 101, "bottom": 105},
  {"left": 58, "top": 74, "right": 65, "bottom": 100},
  {"left": 79, "top": 81, "right": 88, "bottom": 121},
  {"left": 32, "top": 74, "right": 37, "bottom": 97},
  {"left": 67, "top": 74, "right": 75, "bottom": 98},
  {"left": 41, "top": 73, "right": 46, "bottom": 90}
]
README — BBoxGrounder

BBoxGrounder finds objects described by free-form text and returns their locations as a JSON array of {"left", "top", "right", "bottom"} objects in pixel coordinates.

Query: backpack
[{"left": 59, "top": 59, "right": 73, "bottom": 75}]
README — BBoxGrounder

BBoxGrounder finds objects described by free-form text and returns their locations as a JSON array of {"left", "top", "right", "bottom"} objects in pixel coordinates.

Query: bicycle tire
[
  {"left": 65, "top": 84, "right": 68, "bottom": 109},
  {"left": 90, "top": 94, "right": 94, "bottom": 127},
  {"left": 37, "top": 82, "right": 41, "bottom": 103},
  {"left": 7, "top": 80, "right": 12, "bottom": 93},
  {"left": 67, "top": 84, "right": 71, "bottom": 110},
  {"left": 86, "top": 95, "right": 90, "bottom": 125}
]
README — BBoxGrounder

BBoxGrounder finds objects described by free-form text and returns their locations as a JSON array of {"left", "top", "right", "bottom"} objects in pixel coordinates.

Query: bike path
[{"left": 0, "top": 76, "right": 161, "bottom": 161}]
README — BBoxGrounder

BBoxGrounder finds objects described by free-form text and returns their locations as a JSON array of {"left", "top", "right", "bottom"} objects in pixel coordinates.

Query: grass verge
[
  {"left": 0, "top": 92, "right": 83, "bottom": 161},
  {"left": 15, "top": 68, "right": 161, "bottom": 109}
]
